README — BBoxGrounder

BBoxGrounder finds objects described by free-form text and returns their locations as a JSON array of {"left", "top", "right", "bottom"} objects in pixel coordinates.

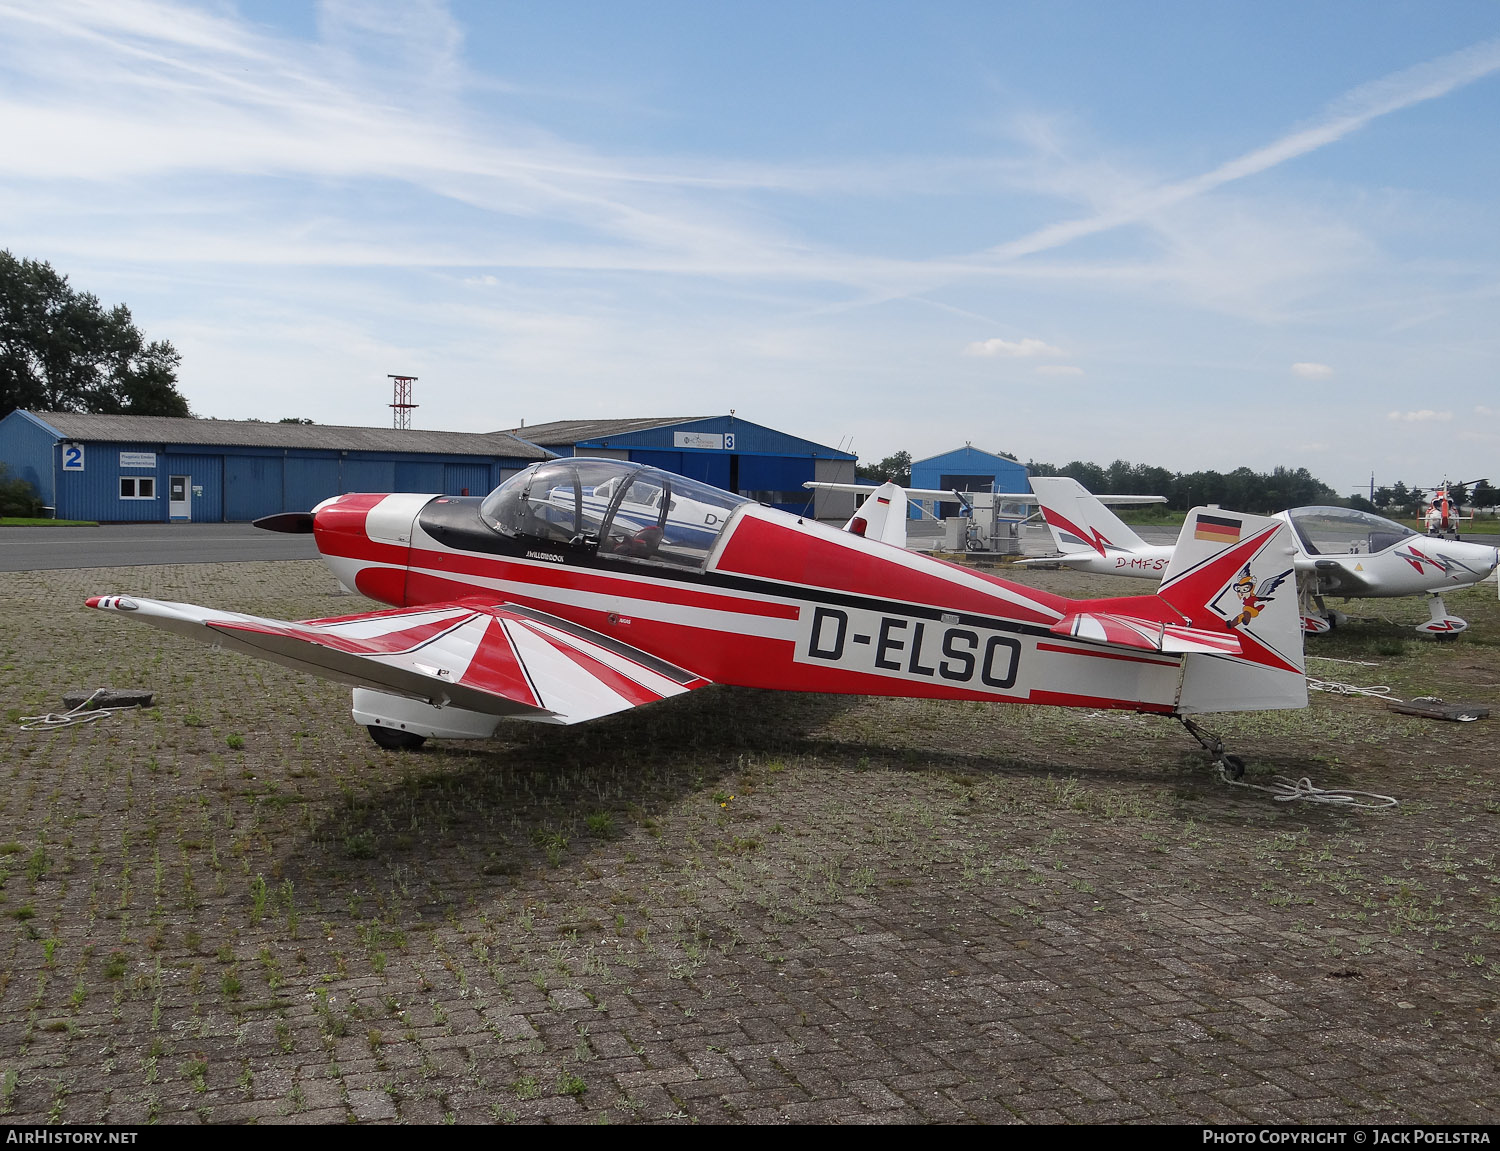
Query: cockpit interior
[
  {"left": 479, "top": 459, "right": 750, "bottom": 570},
  {"left": 1286, "top": 506, "right": 1418, "bottom": 556}
]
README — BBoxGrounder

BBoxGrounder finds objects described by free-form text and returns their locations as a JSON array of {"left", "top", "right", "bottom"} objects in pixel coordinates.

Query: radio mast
[{"left": 388, "top": 374, "right": 418, "bottom": 430}]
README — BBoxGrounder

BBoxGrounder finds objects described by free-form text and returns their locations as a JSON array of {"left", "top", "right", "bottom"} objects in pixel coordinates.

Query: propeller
[{"left": 253, "top": 512, "right": 315, "bottom": 534}]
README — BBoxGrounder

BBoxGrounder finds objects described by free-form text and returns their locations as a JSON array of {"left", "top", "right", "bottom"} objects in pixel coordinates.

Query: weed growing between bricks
[{"left": 0, "top": 561, "right": 1496, "bottom": 1122}]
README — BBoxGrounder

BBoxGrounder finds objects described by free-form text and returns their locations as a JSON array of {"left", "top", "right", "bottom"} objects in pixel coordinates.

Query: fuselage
[
  {"left": 1050, "top": 510, "right": 1499, "bottom": 598},
  {"left": 310, "top": 489, "right": 1201, "bottom": 716}
]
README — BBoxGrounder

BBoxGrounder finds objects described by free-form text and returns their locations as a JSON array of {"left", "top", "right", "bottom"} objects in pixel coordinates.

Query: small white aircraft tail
[
  {"left": 1030, "top": 476, "right": 1150, "bottom": 555},
  {"left": 842, "top": 482, "right": 908, "bottom": 547},
  {"left": 1156, "top": 507, "right": 1307, "bottom": 714}
]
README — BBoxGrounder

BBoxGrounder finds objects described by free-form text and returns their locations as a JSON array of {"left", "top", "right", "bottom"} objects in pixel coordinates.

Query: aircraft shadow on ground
[
  {"left": 287, "top": 687, "right": 861, "bottom": 906},
  {"left": 283, "top": 688, "right": 1334, "bottom": 912}
]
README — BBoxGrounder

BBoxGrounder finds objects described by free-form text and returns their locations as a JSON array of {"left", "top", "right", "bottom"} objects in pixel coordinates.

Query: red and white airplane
[
  {"left": 88, "top": 459, "right": 1306, "bottom": 770},
  {"left": 1026, "top": 476, "right": 1500, "bottom": 636},
  {"left": 1424, "top": 479, "right": 1483, "bottom": 539}
]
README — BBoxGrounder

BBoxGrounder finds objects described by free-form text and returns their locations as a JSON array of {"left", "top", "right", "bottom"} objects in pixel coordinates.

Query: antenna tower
[{"left": 388, "top": 374, "right": 418, "bottom": 430}]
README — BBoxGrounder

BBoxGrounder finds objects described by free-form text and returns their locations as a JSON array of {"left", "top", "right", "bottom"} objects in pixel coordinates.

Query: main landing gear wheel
[{"left": 367, "top": 725, "right": 427, "bottom": 751}]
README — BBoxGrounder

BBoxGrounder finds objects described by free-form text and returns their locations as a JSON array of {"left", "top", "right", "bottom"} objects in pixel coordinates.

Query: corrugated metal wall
[
  {"left": 443, "top": 463, "right": 492, "bottom": 497},
  {"left": 224, "top": 455, "right": 285, "bottom": 521},
  {"left": 629, "top": 449, "right": 731, "bottom": 489},
  {"left": 394, "top": 462, "right": 444, "bottom": 493},
  {"left": 285, "top": 457, "right": 340, "bottom": 514},
  {"left": 0, "top": 412, "right": 543, "bottom": 521},
  {"left": 0, "top": 412, "right": 58, "bottom": 507},
  {"left": 343, "top": 458, "right": 396, "bottom": 493},
  {"left": 163, "top": 454, "right": 224, "bottom": 522},
  {"left": 737, "top": 455, "right": 814, "bottom": 511}
]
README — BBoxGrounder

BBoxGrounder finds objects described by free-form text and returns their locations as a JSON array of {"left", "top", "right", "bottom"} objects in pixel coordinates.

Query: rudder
[{"left": 1158, "top": 507, "right": 1306, "bottom": 714}]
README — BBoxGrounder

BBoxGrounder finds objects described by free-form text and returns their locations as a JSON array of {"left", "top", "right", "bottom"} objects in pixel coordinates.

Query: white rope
[
  {"left": 1307, "top": 677, "right": 1399, "bottom": 701},
  {"left": 1219, "top": 770, "right": 1399, "bottom": 810},
  {"left": 19, "top": 689, "right": 142, "bottom": 732}
]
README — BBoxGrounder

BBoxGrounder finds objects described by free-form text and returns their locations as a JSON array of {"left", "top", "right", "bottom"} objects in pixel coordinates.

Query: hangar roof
[
  {"left": 25, "top": 412, "right": 550, "bottom": 459},
  {"left": 505, "top": 416, "right": 855, "bottom": 460},
  {"left": 505, "top": 417, "right": 706, "bottom": 446}
]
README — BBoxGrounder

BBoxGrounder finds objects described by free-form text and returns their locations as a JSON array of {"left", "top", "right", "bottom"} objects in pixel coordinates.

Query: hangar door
[
  {"left": 629, "top": 450, "right": 731, "bottom": 491},
  {"left": 443, "top": 463, "right": 492, "bottom": 497},
  {"left": 225, "top": 456, "right": 285, "bottom": 521}
]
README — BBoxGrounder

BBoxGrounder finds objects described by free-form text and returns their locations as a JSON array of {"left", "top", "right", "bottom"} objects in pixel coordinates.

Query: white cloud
[
  {"left": 1387, "top": 409, "right": 1452, "bottom": 422},
  {"left": 1476, "top": 405, "right": 1498, "bottom": 417},
  {"left": 965, "top": 337, "right": 1064, "bottom": 358},
  {"left": 1291, "top": 362, "right": 1334, "bottom": 379},
  {"left": 1035, "top": 364, "right": 1083, "bottom": 376}
]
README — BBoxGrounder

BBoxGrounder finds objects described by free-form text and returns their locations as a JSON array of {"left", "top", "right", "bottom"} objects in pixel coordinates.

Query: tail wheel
[
  {"left": 1219, "top": 754, "right": 1246, "bottom": 781},
  {"left": 367, "top": 725, "right": 426, "bottom": 751}
]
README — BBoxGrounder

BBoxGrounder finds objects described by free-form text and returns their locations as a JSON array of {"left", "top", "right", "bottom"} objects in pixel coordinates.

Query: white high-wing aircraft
[
  {"left": 1026, "top": 476, "right": 1500, "bottom": 636},
  {"left": 802, "top": 481, "right": 1163, "bottom": 550}
]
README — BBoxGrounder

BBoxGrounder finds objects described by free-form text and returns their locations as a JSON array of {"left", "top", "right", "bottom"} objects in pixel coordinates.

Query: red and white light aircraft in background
[
  {"left": 89, "top": 459, "right": 1306, "bottom": 771},
  {"left": 1026, "top": 476, "right": 1500, "bottom": 637},
  {"left": 1424, "top": 479, "right": 1484, "bottom": 539}
]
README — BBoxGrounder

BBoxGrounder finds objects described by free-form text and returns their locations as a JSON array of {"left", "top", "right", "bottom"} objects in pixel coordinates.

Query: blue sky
[{"left": 3, "top": 1, "right": 1498, "bottom": 495}]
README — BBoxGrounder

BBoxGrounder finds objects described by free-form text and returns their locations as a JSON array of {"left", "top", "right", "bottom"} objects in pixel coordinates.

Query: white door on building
[{"left": 169, "top": 475, "right": 191, "bottom": 521}]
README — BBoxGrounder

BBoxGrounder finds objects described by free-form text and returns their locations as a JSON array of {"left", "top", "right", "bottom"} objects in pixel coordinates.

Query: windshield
[
  {"left": 480, "top": 458, "right": 749, "bottom": 569},
  {"left": 1287, "top": 506, "right": 1418, "bottom": 556}
]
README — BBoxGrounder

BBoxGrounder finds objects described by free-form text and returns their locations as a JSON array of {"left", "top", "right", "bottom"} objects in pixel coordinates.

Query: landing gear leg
[
  {"left": 1416, "top": 593, "right": 1468, "bottom": 637},
  {"left": 1299, "top": 581, "right": 1334, "bottom": 635},
  {"left": 1177, "top": 715, "right": 1245, "bottom": 780}
]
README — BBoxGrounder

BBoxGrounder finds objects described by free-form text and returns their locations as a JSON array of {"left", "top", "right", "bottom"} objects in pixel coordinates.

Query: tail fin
[
  {"left": 1030, "top": 476, "right": 1150, "bottom": 556},
  {"left": 1158, "top": 507, "right": 1306, "bottom": 714},
  {"left": 844, "top": 482, "right": 908, "bottom": 547}
]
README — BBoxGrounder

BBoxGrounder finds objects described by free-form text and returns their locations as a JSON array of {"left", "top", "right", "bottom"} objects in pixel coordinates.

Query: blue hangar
[
  {"left": 507, "top": 416, "right": 858, "bottom": 519},
  {"left": 909, "top": 445, "right": 1030, "bottom": 519},
  {"left": 0, "top": 410, "right": 549, "bottom": 523}
]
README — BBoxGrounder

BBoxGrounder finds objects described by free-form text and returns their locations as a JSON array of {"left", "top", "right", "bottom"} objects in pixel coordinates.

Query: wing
[
  {"left": 86, "top": 596, "right": 710, "bottom": 725},
  {"left": 803, "top": 482, "right": 1166, "bottom": 507}
]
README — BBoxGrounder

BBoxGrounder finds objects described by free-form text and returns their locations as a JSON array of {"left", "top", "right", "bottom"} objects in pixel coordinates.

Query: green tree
[
  {"left": 0, "top": 463, "right": 41, "bottom": 517},
  {"left": 856, "top": 450, "right": 912, "bottom": 486},
  {"left": 0, "top": 251, "right": 190, "bottom": 420}
]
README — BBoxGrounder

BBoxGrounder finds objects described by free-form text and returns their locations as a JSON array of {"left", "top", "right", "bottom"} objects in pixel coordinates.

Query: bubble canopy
[
  {"left": 1286, "top": 505, "right": 1418, "bottom": 556},
  {"left": 479, "top": 458, "right": 751, "bottom": 569}
]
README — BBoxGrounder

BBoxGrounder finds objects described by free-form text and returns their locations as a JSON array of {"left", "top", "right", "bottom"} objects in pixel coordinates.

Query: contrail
[{"left": 984, "top": 37, "right": 1500, "bottom": 263}]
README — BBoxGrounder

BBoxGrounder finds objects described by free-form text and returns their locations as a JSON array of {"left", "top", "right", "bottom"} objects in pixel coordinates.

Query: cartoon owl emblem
[{"left": 1225, "top": 564, "right": 1293, "bottom": 629}]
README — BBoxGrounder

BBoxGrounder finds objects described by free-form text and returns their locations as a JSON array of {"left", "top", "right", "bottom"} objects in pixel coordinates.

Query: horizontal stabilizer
[
  {"left": 1049, "top": 611, "right": 1243, "bottom": 656},
  {"left": 86, "top": 596, "right": 710, "bottom": 725}
]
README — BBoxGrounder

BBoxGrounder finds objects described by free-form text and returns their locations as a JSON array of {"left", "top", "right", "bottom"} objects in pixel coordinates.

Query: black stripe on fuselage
[{"left": 415, "top": 498, "right": 1063, "bottom": 642}]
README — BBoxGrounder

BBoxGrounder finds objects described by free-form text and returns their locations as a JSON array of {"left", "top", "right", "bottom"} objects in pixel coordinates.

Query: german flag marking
[{"left": 1194, "top": 513, "right": 1242, "bottom": 544}]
